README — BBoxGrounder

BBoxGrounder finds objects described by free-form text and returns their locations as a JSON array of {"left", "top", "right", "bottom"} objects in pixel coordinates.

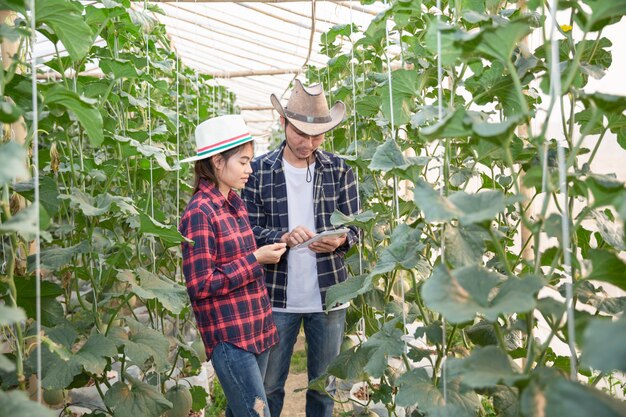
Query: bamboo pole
[
  {"left": 163, "top": 2, "right": 309, "bottom": 47},
  {"left": 161, "top": 10, "right": 322, "bottom": 64},
  {"left": 204, "top": 67, "right": 303, "bottom": 78},
  {"left": 160, "top": 5, "right": 304, "bottom": 51},
  {"left": 143, "top": 0, "right": 345, "bottom": 3},
  {"left": 241, "top": 105, "right": 275, "bottom": 111},
  {"left": 268, "top": 2, "right": 342, "bottom": 26},
  {"left": 168, "top": 27, "right": 311, "bottom": 70},
  {"left": 337, "top": 1, "right": 379, "bottom": 16},
  {"left": 238, "top": 2, "right": 324, "bottom": 32}
]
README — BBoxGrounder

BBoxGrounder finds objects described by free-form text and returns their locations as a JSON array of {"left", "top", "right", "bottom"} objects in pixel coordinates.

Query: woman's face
[{"left": 213, "top": 142, "right": 254, "bottom": 194}]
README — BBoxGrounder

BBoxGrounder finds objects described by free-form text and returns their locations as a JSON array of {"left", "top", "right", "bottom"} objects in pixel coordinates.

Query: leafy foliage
[{"left": 309, "top": 0, "right": 626, "bottom": 415}]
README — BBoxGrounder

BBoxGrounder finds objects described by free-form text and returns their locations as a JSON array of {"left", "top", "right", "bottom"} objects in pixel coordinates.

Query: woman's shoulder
[{"left": 182, "top": 193, "right": 220, "bottom": 219}]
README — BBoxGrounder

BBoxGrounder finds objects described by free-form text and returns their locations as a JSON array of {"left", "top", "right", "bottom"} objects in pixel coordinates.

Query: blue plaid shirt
[{"left": 242, "top": 141, "right": 360, "bottom": 309}]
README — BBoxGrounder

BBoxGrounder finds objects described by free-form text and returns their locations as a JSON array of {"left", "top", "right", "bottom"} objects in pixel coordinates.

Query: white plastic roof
[
  {"left": 35, "top": 1, "right": 385, "bottom": 141},
  {"left": 152, "top": 1, "right": 384, "bottom": 139}
]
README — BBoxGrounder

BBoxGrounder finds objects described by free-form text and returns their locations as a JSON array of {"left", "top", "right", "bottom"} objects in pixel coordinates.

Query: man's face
[{"left": 285, "top": 121, "right": 325, "bottom": 160}]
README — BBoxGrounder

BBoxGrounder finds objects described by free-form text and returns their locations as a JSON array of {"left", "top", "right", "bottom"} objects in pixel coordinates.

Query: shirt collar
[
  {"left": 198, "top": 180, "right": 241, "bottom": 210},
  {"left": 262, "top": 141, "right": 332, "bottom": 171}
]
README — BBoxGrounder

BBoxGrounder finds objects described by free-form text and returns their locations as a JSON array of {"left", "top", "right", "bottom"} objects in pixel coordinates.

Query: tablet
[{"left": 293, "top": 228, "right": 350, "bottom": 249}]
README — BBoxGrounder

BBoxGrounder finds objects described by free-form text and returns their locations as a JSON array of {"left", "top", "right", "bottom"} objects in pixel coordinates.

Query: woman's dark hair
[{"left": 192, "top": 141, "right": 253, "bottom": 194}]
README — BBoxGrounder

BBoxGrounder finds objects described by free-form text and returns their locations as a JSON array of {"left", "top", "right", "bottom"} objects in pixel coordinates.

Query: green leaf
[
  {"left": 325, "top": 274, "right": 372, "bottom": 308},
  {"left": 425, "top": 22, "right": 462, "bottom": 66},
  {"left": 355, "top": 94, "right": 381, "bottom": 118},
  {"left": 413, "top": 179, "right": 461, "bottom": 222},
  {"left": 36, "top": 0, "right": 94, "bottom": 62},
  {"left": 44, "top": 86, "right": 103, "bottom": 147},
  {"left": 581, "top": 316, "right": 626, "bottom": 373},
  {"left": 422, "top": 265, "right": 545, "bottom": 323},
  {"left": 421, "top": 107, "right": 472, "bottom": 140},
  {"left": 104, "top": 375, "right": 172, "bottom": 417},
  {"left": 189, "top": 385, "right": 209, "bottom": 412},
  {"left": 579, "top": 0, "right": 626, "bottom": 31},
  {"left": 14, "top": 278, "right": 65, "bottom": 327},
  {"left": 326, "top": 346, "right": 370, "bottom": 381},
  {"left": 12, "top": 176, "right": 62, "bottom": 219},
  {"left": 585, "top": 175, "right": 626, "bottom": 208},
  {"left": 413, "top": 180, "right": 506, "bottom": 225},
  {"left": 118, "top": 268, "right": 188, "bottom": 315},
  {"left": 0, "top": 141, "right": 28, "bottom": 185},
  {"left": 586, "top": 249, "right": 626, "bottom": 292},
  {"left": 0, "top": 98, "right": 23, "bottom": 123},
  {"left": 139, "top": 212, "right": 185, "bottom": 247},
  {"left": 444, "top": 225, "right": 489, "bottom": 268},
  {"left": 0, "top": 204, "right": 38, "bottom": 240},
  {"left": 448, "top": 190, "right": 506, "bottom": 225},
  {"left": 471, "top": 114, "right": 524, "bottom": 145},
  {"left": 580, "top": 92, "right": 626, "bottom": 115},
  {"left": 368, "top": 139, "right": 411, "bottom": 171},
  {"left": 397, "top": 370, "right": 481, "bottom": 416},
  {"left": 446, "top": 346, "right": 524, "bottom": 388},
  {"left": 29, "top": 241, "right": 90, "bottom": 272},
  {"left": 99, "top": 58, "right": 140, "bottom": 79},
  {"left": 330, "top": 210, "right": 378, "bottom": 229},
  {"left": 110, "top": 318, "right": 170, "bottom": 372},
  {"left": 0, "top": 390, "right": 55, "bottom": 417},
  {"left": 380, "top": 69, "right": 418, "bottom": 126},
  {"left": 28, "top": 343, "right": 82, "bottom": 389},
  {"left": 521, "top": 368, "right": 626, "bottom": 417},
  {"left": 360, "top": 324, "right": 405, "bottom": 377},
  {"left": 370, "top": 223, "right": 425, "bottom": 275},
  {"left": 75, "top": 334, "right": 118, "bottom": 375},
  {"left": 458, "top": 19, "right": 534, "bottom": 63},
  {"left": 0, "top": 354, "right": 15, "bottom": 372},
  {"left": 0, "top": 305, "right": 26, "bottom": 326}
]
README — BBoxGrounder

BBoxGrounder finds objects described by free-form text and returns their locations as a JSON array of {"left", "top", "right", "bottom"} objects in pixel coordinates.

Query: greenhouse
[{"left": 1, "top": 0, "right": 626, "bottom": 416}]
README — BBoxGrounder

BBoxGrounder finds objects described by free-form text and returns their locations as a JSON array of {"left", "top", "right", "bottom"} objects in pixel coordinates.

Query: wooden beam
[
  {"left": 240, "top": 106, "right": 275, "bottom": 111},
  {"left": 237, "top": 3, "right": 324, "bottom": 33},
  {"left": 143, "top": 0, "right": 343, "bottom": 3},
  {"left": 206, "top": 67, "right": 302, "bottom": 78}
]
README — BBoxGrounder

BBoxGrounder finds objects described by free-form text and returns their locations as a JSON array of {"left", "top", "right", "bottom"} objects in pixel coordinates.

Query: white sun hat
[{"left": 179, "top": 114, "right": 253, "bottom": 163}]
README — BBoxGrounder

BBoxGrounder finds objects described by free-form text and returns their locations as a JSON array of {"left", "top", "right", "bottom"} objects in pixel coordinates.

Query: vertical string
[
  {"left": 435, "top": 0, "right": 448, "bottom": 402},
  {"left": 382, "top": 0, "right": 408, "bottom": 357},
  {"left": 29, "top": 0, "right": 42, "bottom": 403},
  {"left": 196, "top": 70, "right": 200, "bottom": 123},
  {"left": 348, "top": 0, "right": 363, "bottom": 277},
  {"left": 548, "top": 0, "right": 576, "bottom": 379},
  {"left": 323, "top": 1, "right": 334, "bottom": 151},
  {"left": 348, "top": 0, "right": 366, "bottom": 340},
  {"left": 143, "top": 1, "right": 161, "bottom": 389}
]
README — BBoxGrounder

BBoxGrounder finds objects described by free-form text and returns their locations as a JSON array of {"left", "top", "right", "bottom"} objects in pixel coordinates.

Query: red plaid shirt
[{"left": 179, "top": 179, "right": 278, "bottom": 360}]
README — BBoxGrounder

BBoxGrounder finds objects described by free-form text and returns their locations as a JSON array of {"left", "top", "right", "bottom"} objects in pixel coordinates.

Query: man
[{"left": 242, "top": 79, "right": 360, "bottom": 417}]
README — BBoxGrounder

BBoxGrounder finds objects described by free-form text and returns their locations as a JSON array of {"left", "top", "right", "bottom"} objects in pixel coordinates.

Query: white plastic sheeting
[{"left": 34, "top": 1, "right": 384, "bottom": 140}]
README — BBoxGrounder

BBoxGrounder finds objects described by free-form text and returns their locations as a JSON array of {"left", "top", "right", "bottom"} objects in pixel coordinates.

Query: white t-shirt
[{"left": 273, "top": 158, "right": 322, "bottom": 313}]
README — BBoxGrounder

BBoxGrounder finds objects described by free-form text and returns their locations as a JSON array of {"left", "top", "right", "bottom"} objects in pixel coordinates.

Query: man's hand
[
  {"left": 308, "top": 234, "right": 347, "bottom": 254},
  {"left": 281, "top": 225, "right": 316, "bottom": 248}
]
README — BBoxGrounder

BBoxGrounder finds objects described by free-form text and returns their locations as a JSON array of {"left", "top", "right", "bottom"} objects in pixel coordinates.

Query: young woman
[{"left": 179, "top": 114, "right": 286, "bottom": 417}]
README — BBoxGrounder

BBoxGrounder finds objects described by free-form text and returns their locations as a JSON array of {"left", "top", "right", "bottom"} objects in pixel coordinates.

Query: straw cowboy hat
[
  {"left": 180, "top": 114, "right": 253, "bottom": 163},
  {"left": 270, "top": 79, "right": 346, "bottom": 136}
]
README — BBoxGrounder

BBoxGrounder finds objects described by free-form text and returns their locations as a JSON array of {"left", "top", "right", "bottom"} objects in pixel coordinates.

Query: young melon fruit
[
  {"left": 165, "top": 385, "right": 193, "bottom": 417},
  {"left": 43, "top": 388, "right": 65, "bottom": 406},
  {"left": 191, "top": 339, "right": 207, "bottom": 363},
  {"left": 341, "top": 336, "right": 357, "bottom": 352}
]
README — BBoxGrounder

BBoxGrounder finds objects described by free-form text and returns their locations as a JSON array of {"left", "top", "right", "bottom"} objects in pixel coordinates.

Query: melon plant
[
  {"left": 42, "top": 389, "right": 64, "bottom": 407},
  {"left": 191, "top": 339, "right": 207, "bottom": 363},
  {"left": 164, "top": 385, "right": 193, "bottom": 417}
]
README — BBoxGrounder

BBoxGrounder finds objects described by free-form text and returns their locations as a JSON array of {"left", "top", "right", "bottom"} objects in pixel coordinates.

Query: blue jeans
[
  {"left": 264, "top": 310, "right": 346, "bottom": 417},
  {"left": 212, "top": 342, "right": 271, "bottom": 417}
]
